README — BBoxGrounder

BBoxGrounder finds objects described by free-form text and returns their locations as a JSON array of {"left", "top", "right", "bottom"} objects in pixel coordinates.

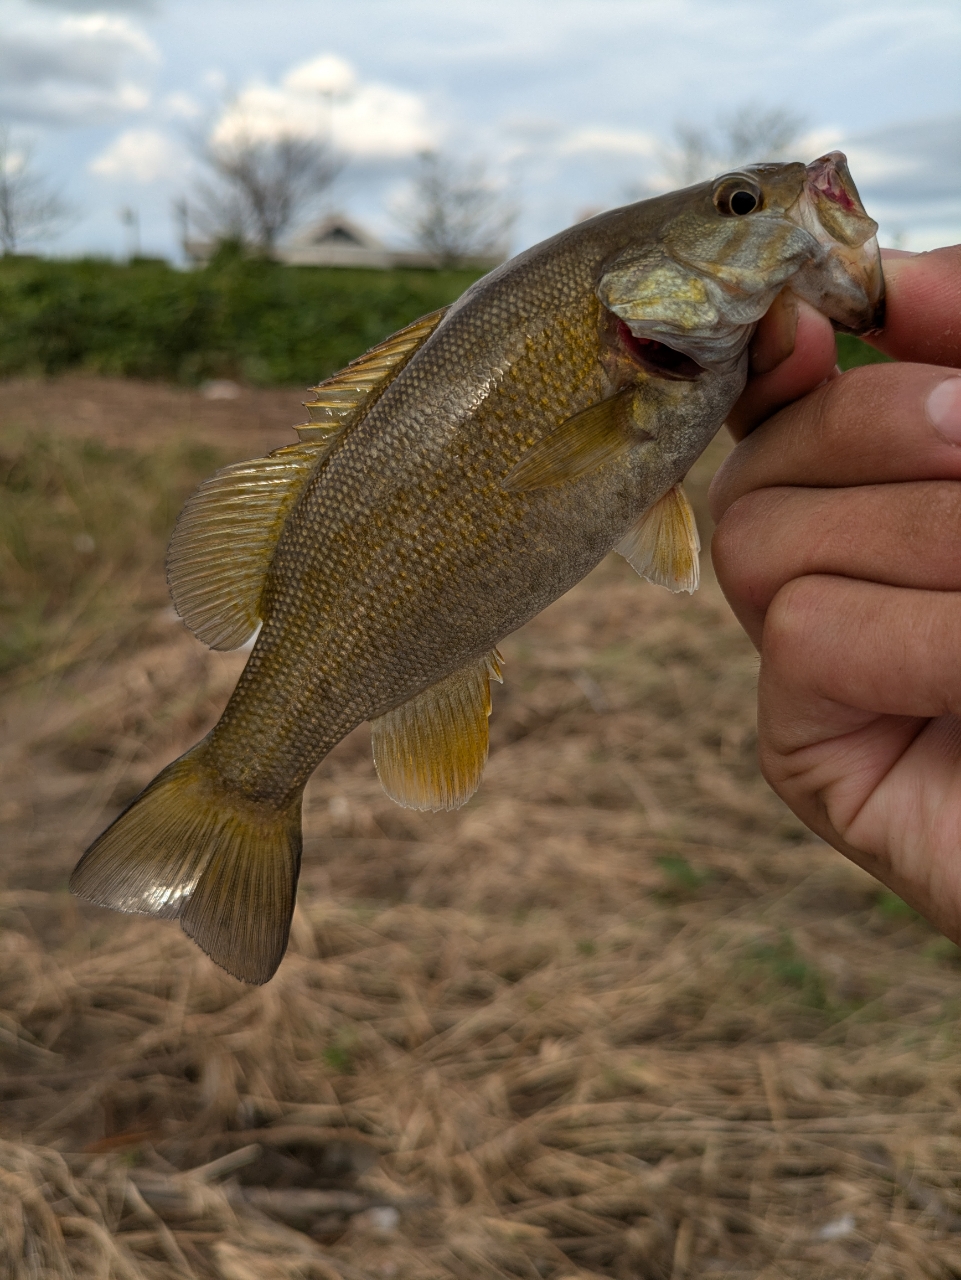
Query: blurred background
[
  {"left": 2, "top": 3, "right": 961, "bottom": 1278},
  {"left": 1, "top": 0, "right": 960, "bottom": 262}
]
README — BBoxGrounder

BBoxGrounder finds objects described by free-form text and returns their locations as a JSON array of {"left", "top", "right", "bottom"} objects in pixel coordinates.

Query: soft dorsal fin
[
  {"left": 371, "top": 651, "right": 503, "bottom": 812},
  {"left": 168, "top": 308, "right": 448, "bottom": 652},
  {"left": 297, "top": 307, "right": 448, "bottom": 440},
  {"left": 167, "top": 441, "right": 330, "bottom": 651},
  {"left": 616, "top": 483, "right": 700, "bottom": 593},
  {"left": 502, "top": 388, "right": 643, "bottom": 491}
]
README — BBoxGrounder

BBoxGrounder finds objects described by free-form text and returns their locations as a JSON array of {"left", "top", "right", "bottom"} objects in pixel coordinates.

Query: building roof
[
  {"left": 279, "top": 212, "right": 504, "bottom": 270},
  {"left": 184, "top": 213, "right": 505, "bottom": 271},
  {"left": 280, "top": 213, "right": 428, "bottom": 268}
]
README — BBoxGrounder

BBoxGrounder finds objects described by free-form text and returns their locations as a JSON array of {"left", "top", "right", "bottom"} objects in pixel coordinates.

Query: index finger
[
  {"left": 725, "top": 244, "right": 961, "bottom": 441},
  {"left": 710, "top": 362, "right": 961, "bottom": 521},
  {"left": 869, "top": 245, "right": 961, "bottom": 366}
]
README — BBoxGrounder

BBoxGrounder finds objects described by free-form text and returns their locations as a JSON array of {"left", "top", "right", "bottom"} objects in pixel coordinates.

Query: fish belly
[{"left": 204, "top": 358, "right": 743, "bottom": 805}]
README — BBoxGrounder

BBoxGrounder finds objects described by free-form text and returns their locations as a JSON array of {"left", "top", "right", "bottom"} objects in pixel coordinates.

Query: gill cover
[{"left": 597, "top": 167, "right": 820, "bottom": 372}]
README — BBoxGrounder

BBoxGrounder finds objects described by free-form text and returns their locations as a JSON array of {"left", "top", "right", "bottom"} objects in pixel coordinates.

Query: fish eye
[
  {"left": 730, "top": 190, "right": 758, "bottom": 215},
  {"left": 713, "top": 178, "right": 762, "bottom": 217}
]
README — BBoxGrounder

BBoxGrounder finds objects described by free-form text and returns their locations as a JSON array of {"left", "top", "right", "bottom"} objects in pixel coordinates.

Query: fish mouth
[
  {"left": 787, "top": 151, "right": 885, "bottom": 336},
  {"left": 615, "top": 319, "right": 704, "bottom": 380}
]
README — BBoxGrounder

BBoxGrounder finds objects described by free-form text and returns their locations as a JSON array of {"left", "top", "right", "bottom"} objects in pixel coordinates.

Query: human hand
[{"left": 710, "top": 246, "right": 961, "bottom": 939}]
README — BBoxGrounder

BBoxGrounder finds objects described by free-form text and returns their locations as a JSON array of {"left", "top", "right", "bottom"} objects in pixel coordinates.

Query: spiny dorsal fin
[
  {"left": 502, "top": 388, "right": 641, "bottom": 491},
  {"left": 168, "top": 308, "right": 448, "bottom": 652},
  {"left": 167, "top": 441, "right": 329, "bottom": 651},
  {"left": 371, "top": 651, "right": 503, "bottom": 812},
  {"left": 297, "top": 307, "right": 448, "bottom": 441},
  {"left": 616, "top": 483, "right": 700, "bottom": 593}
]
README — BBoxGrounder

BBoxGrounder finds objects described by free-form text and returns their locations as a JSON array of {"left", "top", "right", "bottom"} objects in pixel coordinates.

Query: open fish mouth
[
  {"left": 788, "top": 150, "right": 885, "bottom": 335},
  {"left": 615, "top": 319, "right": 704, "bottom": 380}
]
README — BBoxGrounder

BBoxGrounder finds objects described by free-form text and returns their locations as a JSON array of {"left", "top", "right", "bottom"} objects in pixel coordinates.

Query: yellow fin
[
  {"left": 167, "top": 441, "right": 327, "bottom": 651},
  {"left": 616, "top": 483, "right": 700, "bottom": 593},
  {"left": 70, "top": 746, "right": 303, "bottom": 985},
  {"left": 502, "top": 388, "right": 641, "bottom": 491},
  {"left": 371, "top": 651, "right": 503, "bottom": 812},
  {"left": 169, "top": 308, "right": 448, "bottom": 652},
  {"left": 297, "top": 307, "right": 448, "bottom": 440}
]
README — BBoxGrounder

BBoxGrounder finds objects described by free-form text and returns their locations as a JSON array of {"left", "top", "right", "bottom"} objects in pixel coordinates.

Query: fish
[{"left": 70, "top": 151, "right": 884, "bottom": 985}]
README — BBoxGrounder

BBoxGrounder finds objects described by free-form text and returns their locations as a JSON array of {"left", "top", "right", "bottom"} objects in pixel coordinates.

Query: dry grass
[
  {"left": 3, "top": 378, "right": 961, "bottom": 1279},
  {"left": 0, "top": 376, "right": 302, "bottom": 680}
]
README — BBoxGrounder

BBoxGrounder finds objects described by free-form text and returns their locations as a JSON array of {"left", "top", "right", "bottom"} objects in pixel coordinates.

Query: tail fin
[{"left": 69, "top": 746, "right": 302, "bottom": 985}]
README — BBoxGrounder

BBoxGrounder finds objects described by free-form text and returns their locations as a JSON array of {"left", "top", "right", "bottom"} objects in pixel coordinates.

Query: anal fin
[
  {"left": 371, "top": 652, "right": 503, "bottom": 812},
  {"left": 616, "top": 483, "right": 700, "bottom": 593}
]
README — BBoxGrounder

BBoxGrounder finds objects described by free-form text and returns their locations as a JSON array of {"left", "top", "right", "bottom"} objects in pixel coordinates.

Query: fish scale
[
  {"left": 71, "top": 152, "right": 885, "bottom": 983},
  {"left": 217, "top": 302, "right": 610, "bottom": 792}
]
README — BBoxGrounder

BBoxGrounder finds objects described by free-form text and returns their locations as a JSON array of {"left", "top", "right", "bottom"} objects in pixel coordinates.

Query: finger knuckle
[
  {"left": 712, "top": 489, "right": 792, "bottom": 602},
  {"left": 762, "top": 577, "right": 823, "bottom": 668},
  {"left": 710, "top": 495, "right": 758, "bottom": 590}
]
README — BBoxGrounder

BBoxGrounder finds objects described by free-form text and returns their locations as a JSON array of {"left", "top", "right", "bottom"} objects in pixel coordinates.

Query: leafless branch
[
  {"left": 662, "top": 105, "right": 806, "bottom": 186},
  {"left": 395, "top": 151, "right": 516, "bottom": 267},
  {"left": 0, "top": 125, "right": 72, "bottom": 255},
  {"left": 187, "top": 128, "right": 342, "bottom": 256}
]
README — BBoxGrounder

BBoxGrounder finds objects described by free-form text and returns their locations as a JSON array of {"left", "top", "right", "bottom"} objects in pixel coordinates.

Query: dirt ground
[{"left": 3, "top": 378, "right": 961, "bottom": 1280}]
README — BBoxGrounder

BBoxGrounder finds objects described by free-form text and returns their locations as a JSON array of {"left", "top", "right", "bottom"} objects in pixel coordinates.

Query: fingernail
[{"left": 927, "top": 378, "right": 961, "bottom": 444}]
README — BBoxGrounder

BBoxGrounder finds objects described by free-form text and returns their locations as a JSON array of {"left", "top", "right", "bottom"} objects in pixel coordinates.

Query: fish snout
[{"left": 788, "top": 151, "right": 885, "bottom": 336}]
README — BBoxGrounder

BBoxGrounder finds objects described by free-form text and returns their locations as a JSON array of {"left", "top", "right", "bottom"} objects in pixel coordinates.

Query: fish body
[{"left": 72, "top": 153, "right": 884, "bottom": 983}]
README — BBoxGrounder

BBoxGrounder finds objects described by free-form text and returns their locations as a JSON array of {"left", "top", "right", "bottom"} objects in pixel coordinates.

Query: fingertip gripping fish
[{"left": 71, "top": 152, "right": 884, "bottom": 984}]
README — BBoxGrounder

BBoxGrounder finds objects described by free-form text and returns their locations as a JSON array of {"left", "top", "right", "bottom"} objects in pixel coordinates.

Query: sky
[{"left": 1, "top": 0, "right": 959, "bottom": 261}]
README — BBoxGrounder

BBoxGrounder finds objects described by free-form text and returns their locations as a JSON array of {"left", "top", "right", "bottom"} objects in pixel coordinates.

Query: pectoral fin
[
  {"left": 616, "top": 483, "right": 700, "bottom": 593},
  {"left": 371, "top": 652, "right": 503, "bottom": 811},
  {"left": 502, "top": 389, "right": 642, "bottom": 491}
]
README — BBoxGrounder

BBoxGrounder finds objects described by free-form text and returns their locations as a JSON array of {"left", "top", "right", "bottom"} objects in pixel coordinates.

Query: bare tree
[
  {"left": 396, "top": 151, "right": 516, "bottom": 267},
  {"left": 0, "top": 126, "right": 71, "bottom": 255},
  {"left": 662, "top": 106, "right": 805, "bottom": 186},
  {"left": 188, "top": 130, "right": 341, "bottom": 256}
]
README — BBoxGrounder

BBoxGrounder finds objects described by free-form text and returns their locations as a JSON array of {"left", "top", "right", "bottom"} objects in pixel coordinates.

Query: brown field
[{"left": 3, "top": 378, "right": 961, "bottom": 1280}]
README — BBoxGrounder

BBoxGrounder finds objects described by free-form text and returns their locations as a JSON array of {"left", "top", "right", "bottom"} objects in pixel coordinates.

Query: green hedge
[
  {"left": 0, "top": 247, "right": 888, "bottom": 387},
  {"left": 835, "top": 332, "right": 893, "bottom": 370},
  {"left": 0, "top": 247, "right": 485, "bottom": 387}
]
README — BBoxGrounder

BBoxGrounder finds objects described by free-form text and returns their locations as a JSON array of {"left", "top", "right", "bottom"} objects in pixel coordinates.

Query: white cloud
[
  {"left": 162, "top": 91, "right": 200, "bottom": 120},
  {"left": 844, "top": 143, "right": 921, "bottom": 185},
  {"left": 795, "top": 127, "right": 844, "bottom": 159},
  {"left": 558, "top": 127, "right": 658, "bottom": 158},
  {"left": 90, "top": 127, "right": 184, "bottom": 182},
  {"left": 26, "top": 0, "right": 157, "bottom": 10},
  {"left": 843, "top": 113, "right": 961, "bottom": 246},
  {"left": 210, "top": 53, "right": 438, "bottom": 160},
  {"left": 282, "top": 53, "right": 356, "bottom": 99},
  {"left": 0, "top": 2, "right": 157, "bottom": 124}
]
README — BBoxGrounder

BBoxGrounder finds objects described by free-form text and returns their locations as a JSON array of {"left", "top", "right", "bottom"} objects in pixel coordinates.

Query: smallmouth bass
[{"left": 72, "top": 152, "right": 884, "bottom": 983}]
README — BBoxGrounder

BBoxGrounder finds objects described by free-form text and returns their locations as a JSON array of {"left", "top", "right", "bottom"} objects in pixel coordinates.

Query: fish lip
[
  {"left": 786, "top": 151, "right": 885, "bottom": 335},
  {"left": 834, "top": 289, "right": 886, "bottom": 338},
  {"left": 805, "top": 151, "right": 862, "bottom": 214}
]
